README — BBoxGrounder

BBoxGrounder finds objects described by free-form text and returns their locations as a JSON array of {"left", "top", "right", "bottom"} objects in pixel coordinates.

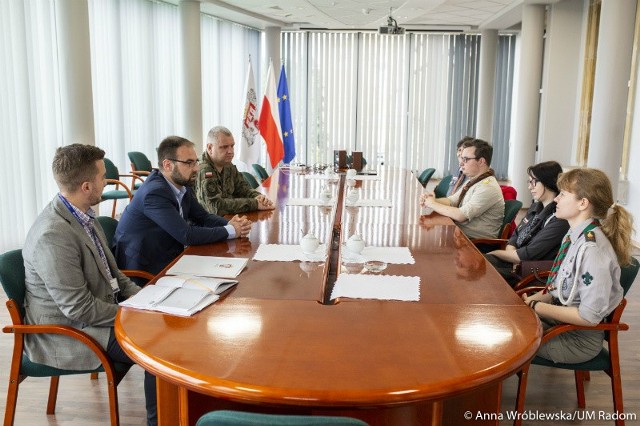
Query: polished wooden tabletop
[{"left": 116, "top": 167, "right": 541, "bottom": 424}]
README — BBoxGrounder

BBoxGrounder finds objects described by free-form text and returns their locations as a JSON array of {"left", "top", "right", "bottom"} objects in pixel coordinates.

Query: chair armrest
[
  {"left": 514, "top": 285, "right": 545, "bottom": 297},
  {"left": 122, "top": 269, "right": 154, "bottom": 281},
  {"left": 541, "top": 321, "right": 630, "bottom": 344},
  {"left": 130, "top": 170, "right": 151, "bottom": 177},
  {"left": 2, "top": 322, "right": 115, "bottom": 371},
  {"left": 118, "top": 173, "right": 145, "bottom": 186},
  {"left": 470, "top": 238, "right": 509, "bottom": 250},
  {"left": 106, "top": 179, "right": 133, "bottom": 199},
  {"left": 513, "top": 271, "right": 551, "bottom": 292}
]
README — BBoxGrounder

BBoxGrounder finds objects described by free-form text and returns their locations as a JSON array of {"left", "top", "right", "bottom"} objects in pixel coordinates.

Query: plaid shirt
[{"left": 58, "top": 194, "right": 113, "bottom": 281}]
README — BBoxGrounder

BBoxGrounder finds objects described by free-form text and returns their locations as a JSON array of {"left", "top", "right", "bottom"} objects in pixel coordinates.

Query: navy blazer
[{"left": 113, "top": 170, "right": 229, "bottom": 275}]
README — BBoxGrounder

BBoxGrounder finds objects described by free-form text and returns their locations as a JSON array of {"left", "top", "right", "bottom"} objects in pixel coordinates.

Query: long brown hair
[{"left": 557, "top": 168, "right": 634, "bottom": 266}]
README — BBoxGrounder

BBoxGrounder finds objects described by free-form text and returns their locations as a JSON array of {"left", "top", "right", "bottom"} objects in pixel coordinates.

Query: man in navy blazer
[{"left": 114, "top": 136, "right": 252, "bottom": 277}]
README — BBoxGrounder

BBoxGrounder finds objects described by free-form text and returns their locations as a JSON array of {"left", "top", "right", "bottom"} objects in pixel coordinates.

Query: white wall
[
  {"left": 537, "top": 0, "right": 586, "bottom": 166},
  {"left": 625, "top": 57, "right": 640, "bottom": 242}
]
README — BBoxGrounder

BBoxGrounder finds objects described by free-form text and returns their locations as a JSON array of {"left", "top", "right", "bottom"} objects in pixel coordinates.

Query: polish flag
[{"left": 258, "top": 61, "right": 284, "bottom": 168}]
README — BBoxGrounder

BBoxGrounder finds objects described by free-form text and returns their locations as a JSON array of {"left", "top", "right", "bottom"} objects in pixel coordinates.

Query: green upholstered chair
[
  {"left": 102, "top": 158, "right": 142, "bottom": 218},
  {"left": 127, "top": 151, "right": 153, "bottom": 189},
  {"left": 127, "top": 151, "right": 153, "bottom": 177},
  {"left": 0, "top": 249, "right": 133, "bottom": 426},
  {"left": 471, "top": 199, "right": 523, "bottom": 250},
  {"left": 417, "top": 168, "right": 436, "bottom": 188},
  {"left": 196, "top": 410, "right": 369, "bottom": 426},
  {"left": 433, "top": 174, "right": 453, "bottom": 198},
  {"left": 241, "top": 171, "right": 260, "bottom": 189},
  {"left": 513, "top": 257, "right": 640, "bottom": 426},
  {"left": 94, "top": 216, "right": 155, "bottom": 283},
  {"left": 252, "top": 164, "right": 269, "bottom": 182}
]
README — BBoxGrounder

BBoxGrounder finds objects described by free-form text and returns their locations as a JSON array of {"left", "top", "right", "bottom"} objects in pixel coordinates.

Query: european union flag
[{"left": 277, "top": 65, "right": 296, "bottom": 164}]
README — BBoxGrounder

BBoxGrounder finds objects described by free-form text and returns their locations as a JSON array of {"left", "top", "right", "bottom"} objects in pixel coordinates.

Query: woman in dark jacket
[{"left": 486, "top": 161, "right": 569, "bottom": 285}]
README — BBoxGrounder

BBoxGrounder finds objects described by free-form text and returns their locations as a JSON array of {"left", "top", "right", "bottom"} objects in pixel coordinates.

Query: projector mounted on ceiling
[{"left": 379, "top": 8, "right": 405, "bottom": 35}]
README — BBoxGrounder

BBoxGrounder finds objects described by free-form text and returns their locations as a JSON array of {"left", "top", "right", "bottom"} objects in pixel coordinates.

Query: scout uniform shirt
[
  {"left": 548, "top": 218, "right": 623, "bottom": 324},
  {"left": 195, "top": 152, "right": 262, "bottom": 215}
]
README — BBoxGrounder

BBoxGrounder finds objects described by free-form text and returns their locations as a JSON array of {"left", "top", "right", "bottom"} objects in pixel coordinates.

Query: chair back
[
  {"left": 252, "top": 164, "right": 269, "bottom": 181},
  {"left": 500, "top": 199, "right": 523, "bottom": 239},
  {"left": 417, "top": 168, "right": 436, "bottom": 188},
  {"left": 433, "top": 174, "right": 453, "bottom": 198},
  {"left": 196, "top": 410, "right": 369, "bottom": 426},
  {"left": 96, "top": 216, "right": 119, "bottom": 248},
  {"left": 620, "top": 256, "right": 639, "bottom": 296},
  {"left": 103, "top": 158, "right": 121, "bottom": 182},
  {"left": 0, "top": 249, "right": 26, "bottom": 318},
  {"left": 128, "top": 151, "right": 153, "bottom": 173},
  {"left": 241, "top": 172, "right": 260, "bottom": 189}
]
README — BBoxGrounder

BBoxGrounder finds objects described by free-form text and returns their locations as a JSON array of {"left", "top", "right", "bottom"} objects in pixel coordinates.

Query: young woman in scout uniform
[{"left": 522, "top": 168, "right": 634, "bottom": 364}]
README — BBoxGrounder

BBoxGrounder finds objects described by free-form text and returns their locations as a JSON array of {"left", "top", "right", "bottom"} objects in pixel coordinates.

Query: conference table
[{"left": 115, "top": 167, "right": 541, "bottom": 426}]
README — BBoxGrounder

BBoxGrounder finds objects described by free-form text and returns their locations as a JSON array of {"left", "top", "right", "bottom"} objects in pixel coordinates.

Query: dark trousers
[{"left": 107, "top": 328, "right": 157, "bottom": 426}]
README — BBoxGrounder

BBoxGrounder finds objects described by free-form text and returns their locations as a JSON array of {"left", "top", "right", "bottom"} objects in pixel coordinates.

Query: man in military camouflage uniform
[{"left": 195, "top": 125, "right": 275, "bottom": 215}]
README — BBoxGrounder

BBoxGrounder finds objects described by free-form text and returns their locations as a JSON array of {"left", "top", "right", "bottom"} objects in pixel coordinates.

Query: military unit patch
[{"left": 205, "top": 172, "right": 213, "bottom": 178}]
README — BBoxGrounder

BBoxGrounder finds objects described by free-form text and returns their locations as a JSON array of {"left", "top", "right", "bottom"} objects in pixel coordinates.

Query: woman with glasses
[{"left": 486, "top": 161, "right": 569, "bottom": 285}]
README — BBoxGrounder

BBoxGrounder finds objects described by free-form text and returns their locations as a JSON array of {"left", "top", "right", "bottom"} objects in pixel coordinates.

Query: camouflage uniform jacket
[{"left": 195, "top": 152, "right": 261, "bottom": 215}]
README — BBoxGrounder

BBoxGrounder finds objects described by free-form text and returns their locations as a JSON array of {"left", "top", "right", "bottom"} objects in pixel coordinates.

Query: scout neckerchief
[
  {"left": 456, "top": 169, "right": 495, "bottom": 207},
  {"left": 544, "top": 219, "right": 600, "bottom": 300}
]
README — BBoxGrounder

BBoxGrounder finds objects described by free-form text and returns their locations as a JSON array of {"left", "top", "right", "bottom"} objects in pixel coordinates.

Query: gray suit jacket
[{"left": 23, "top": 196, "right": 140, "bottom": 370}]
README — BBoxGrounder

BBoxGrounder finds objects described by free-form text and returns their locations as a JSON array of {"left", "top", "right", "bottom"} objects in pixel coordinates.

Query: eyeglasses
[
  {"left": 460, "top": 157, "right": 477, "bottom": 164},
  {"left": 169, "top": 158, "right": 200, "bottom": 168},
  {"left": 527, "top": 177, "right": 540, "bottom": 186}
]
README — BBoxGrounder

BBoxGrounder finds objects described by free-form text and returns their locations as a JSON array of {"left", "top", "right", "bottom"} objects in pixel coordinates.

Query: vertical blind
[
  {"left": 281, "top": 31, "right": 516, "bottom": 180},
  {"left": 0, "top": 0, "right": 261, "bottom": 251}
]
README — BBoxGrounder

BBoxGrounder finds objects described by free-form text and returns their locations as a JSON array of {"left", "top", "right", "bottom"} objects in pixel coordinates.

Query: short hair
[
  {"left": 157, "top": 136, "right": 195, "bottom": 168},
  {"left": 456, "top": 136, "right": 475, "bottom": 149},
  {"left": 207, "top": 126, "right": 233, "bottom": 146},
  {"left": 461, "top": 138, "right": 493, "bottom": 166},
  {"left": 52, "top": 144, "right": 105, "bottom": 192},
  {"left": 527, "top": 161, "right": 563, "bottom": 195}
]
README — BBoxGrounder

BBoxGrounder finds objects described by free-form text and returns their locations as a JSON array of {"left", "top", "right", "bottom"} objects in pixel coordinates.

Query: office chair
[
  {"left": 102, "top": 158, "right": 143, "bottom": 218},
  {"left": 252, "top": 164, "right": 269, "bottom": 182},
  {"left": 241, "top": 171, "right": 260, "bottom": 189},
  {"left": 433, "top": 174, "right": 453, "bottom": 198},
  {"left": 513, "top": 257, "right": 640, "bottom": 426},
  {"left": 417, "top": 168, "right": 436, "bottom": 188},
  {"left": 0, "top": 249, "right": 137, "bottom": 426},
  {"left": 196, "top": 410, "right": 369, "bottom": 426}
]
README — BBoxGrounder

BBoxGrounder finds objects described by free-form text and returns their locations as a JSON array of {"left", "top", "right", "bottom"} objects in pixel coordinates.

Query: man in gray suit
[{"left": 23, "top": 144, "right": 157, "bottom": 425}]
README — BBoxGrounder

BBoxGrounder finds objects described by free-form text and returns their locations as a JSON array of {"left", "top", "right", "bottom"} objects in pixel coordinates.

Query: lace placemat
[
  {"left": 331, "top": 274, "right": 420, "bottom": 301},
  {"left": 253, "top": 244, "right": 328, "bottom": 262}
]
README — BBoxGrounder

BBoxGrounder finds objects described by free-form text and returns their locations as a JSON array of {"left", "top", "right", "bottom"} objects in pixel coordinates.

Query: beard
[{"left": 171, "top": 168, "right": 196, "bottom": 187}]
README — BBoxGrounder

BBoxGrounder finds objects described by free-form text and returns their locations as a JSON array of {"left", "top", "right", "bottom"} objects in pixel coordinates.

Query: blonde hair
[{"left": 557, "top": 168, "right": 634, "bottom": 266}]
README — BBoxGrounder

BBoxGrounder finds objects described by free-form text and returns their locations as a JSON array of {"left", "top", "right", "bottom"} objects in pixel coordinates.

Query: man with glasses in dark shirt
[{"left": 114, "top": 136, "right": 252, "bottom": 277}]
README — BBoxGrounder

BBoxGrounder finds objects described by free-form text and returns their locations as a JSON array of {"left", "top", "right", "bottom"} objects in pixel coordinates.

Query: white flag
[{"left": 238, "top": 59, "right": 260, "bottom": 166}]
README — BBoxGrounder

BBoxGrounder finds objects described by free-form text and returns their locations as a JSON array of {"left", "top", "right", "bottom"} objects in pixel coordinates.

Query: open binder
[{"left": 120, "top": 275, "right": 238, "bottom": 316}]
